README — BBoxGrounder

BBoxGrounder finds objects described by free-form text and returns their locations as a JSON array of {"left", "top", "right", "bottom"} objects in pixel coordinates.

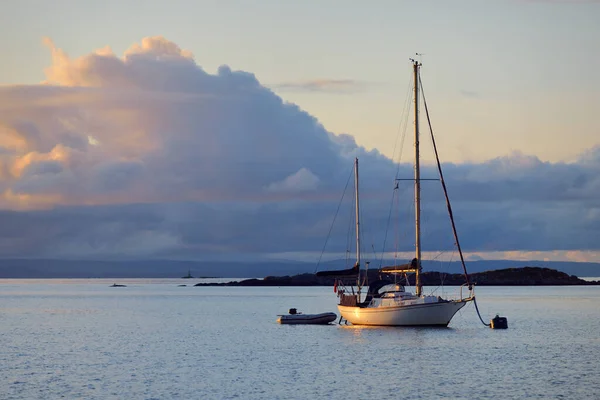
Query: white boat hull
[
  {"left": 277, "top": 312, "right": 337, "bottom": 325},
  {"left": 338, "top": 299, "right": 470, "bottom": 327}
]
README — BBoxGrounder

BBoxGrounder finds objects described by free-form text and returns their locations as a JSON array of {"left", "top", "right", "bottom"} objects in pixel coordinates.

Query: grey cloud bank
[{"left": 0, "top": 36, "right": 598, "bottom": 265}]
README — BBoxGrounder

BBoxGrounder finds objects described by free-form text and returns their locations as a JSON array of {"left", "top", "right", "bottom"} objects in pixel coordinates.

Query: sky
[{"left": 0, "top": 0, "right": 599, "bottom": 264}]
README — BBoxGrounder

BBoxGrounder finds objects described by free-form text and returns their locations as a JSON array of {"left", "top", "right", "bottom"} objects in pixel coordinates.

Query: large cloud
[{"left": 0, "top": 36, "right": 598, "bottom": 261}]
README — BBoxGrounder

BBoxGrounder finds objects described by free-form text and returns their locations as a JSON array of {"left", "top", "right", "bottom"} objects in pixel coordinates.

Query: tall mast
[
  {"left": 354, "top": 157, "right": 361, "bottom": 268},
  {"left": 413, "top": 60, "right": 422, "bottom": 297}
]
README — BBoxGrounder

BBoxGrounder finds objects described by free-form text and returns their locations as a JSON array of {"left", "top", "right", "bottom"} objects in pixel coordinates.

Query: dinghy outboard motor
[{"left": 288, "top": 308, "right": 297, "bottom": 315}]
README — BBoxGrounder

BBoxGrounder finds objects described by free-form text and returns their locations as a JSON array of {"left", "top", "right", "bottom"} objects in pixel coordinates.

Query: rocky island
[{"left": 194, "top": 267, "right": 599, "bottom": 287}]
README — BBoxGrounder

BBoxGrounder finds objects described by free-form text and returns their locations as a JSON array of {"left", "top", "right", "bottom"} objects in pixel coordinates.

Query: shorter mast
[{"left": 315, "top": 159, "right": 362, "bottom": 280}]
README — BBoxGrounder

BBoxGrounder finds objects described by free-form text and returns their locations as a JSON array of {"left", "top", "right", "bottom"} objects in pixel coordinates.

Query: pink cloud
[{"left": 0, "top": 36, "right": 365, "bottom": 210}]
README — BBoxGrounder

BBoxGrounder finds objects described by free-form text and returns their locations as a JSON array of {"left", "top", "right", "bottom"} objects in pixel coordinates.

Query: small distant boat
[
  {"left": 110, "top": 283, "right": 127, "bottom": 287},
  {"left": 182, "top": 269, "right": 193, "bottom": 279},
  {"left": 277, "top": 308, "right": 337, "bottom": 325}
]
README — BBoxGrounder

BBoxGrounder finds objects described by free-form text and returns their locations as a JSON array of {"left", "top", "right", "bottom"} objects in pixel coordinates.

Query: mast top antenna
[{"left": 410, "top": 53, "right": 424, "bottom": 65}]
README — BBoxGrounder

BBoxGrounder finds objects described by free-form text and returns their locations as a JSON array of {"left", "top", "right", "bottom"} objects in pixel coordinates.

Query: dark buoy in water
[{"left": 490, "top": 315, "right": 508, "bottom": 329}]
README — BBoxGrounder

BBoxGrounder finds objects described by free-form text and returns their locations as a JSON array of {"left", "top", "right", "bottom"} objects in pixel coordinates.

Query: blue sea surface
[{"left": 1, "top": 280, "right": 599, "bottom": 399}]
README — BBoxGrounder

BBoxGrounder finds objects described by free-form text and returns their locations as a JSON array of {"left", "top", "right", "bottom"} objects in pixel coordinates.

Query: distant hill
[
  {"left": 420, "top": 259, "right": 600, "bottom": 278},
  {"left": 195, "top": 267, "right": 599, "bottom": 287},
  {"left": 316, "top": 259, "right": 600, "bottom": 278},
  {"left": 0, "top": 258, "right": 599, "bottom": 279}
]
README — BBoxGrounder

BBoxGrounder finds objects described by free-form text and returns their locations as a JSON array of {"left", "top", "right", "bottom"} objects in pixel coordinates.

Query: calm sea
[{"left": 1, "top": 279, "right": 599, "bottom": 400}]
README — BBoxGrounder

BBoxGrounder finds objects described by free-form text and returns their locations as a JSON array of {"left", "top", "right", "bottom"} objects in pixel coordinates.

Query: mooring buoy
[{"left": 490, "top": 315, "right": 508, "bottom": 329}]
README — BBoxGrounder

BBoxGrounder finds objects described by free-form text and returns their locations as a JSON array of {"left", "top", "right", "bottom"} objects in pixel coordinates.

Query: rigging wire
[
  {"left": 358, "top": 180, "right": 382, "bottom": 267},
  {"left": 392, "top": 73, "right": 414, "bottom": 166},
  {"left": 379, "top": 73, "right": 413, "bottom": 268},
  {"left": 315, "top": 165, "right": 355, "bottom": 273},
  {"left": 419, "top": 73, "right": 471, "bottom": 288},
  {"left": 378, "top": 186, "right": 397, "bottom": 268},
  {"left": 345, "top": 179, "right": 356, "bottom": 267},
  {"left": 418, "top": 70, "right": 492, "bottom": 327}
]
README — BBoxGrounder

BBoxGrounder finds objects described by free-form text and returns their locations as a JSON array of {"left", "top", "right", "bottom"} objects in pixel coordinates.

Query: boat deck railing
[{"left": 459, "top": 283, "right": 475, "bottom": 301}]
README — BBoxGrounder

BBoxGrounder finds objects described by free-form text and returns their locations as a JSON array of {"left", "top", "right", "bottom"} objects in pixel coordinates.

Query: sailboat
[{"left": 317, "top": 60, "right": 474, "bottom": 326}]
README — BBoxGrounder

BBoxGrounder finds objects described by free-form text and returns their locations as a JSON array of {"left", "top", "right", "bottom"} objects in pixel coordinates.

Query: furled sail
[
  {"left": 316, "top": 262, "right": 360, "bottom": 277},
  {"left": 380, "top": 258, "right": 419, "bottom": 274}
]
